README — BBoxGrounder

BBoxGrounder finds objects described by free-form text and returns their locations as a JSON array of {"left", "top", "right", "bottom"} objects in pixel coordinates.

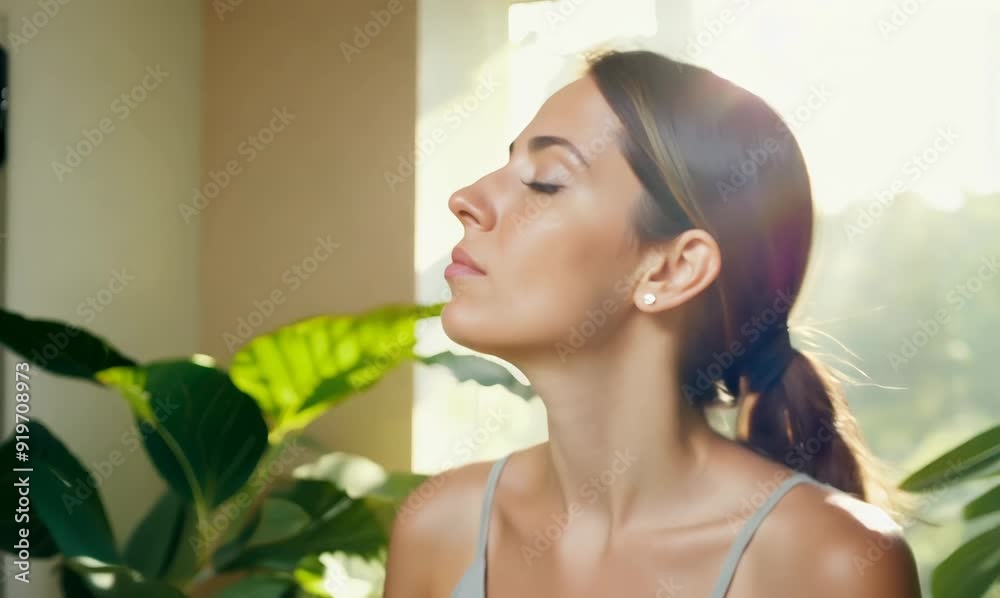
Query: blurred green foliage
[{"left": 805, "top": 191, "right": 1000, "bottom": 595}]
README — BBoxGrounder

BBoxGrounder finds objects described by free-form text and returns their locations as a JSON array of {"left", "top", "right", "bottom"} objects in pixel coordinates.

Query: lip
[{"left": 446, "top": 246, "right": 486, "bottom": 278}]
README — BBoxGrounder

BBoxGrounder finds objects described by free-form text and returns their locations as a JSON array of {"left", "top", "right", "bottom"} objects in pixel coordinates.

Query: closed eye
[{"left": 522, "top": 179, "right": 564, "bottom": 195}]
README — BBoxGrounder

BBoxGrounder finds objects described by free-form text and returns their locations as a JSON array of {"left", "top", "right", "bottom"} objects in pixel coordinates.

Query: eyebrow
[{"left": 509, "top": 135, "right": 590, "bottom": 168}]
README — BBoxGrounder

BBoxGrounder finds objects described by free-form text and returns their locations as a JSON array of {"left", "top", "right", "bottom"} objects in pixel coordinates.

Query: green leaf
[
  {"left": 294, "top": 552, "right": 385, "bottom": 598},
  {"left": 218, "top": 478, "right": 386, "bottom": 572},
  {"left": 900, "top": 424, "right": 1000, "bottom": 492},
  {"left": 60, "top": 561, "right": 99, "bottom": 598},
  {"left": 210, "top": 437, "right": 311, "bottom": 571},
  {"left": 98, "top": 359, "right": 270, "bottom": 510},
  {"left": 213, "top": 575, "right": 296, "bottom": 598},
  {"left": 229, "top": 304, "right": 442, "bottom": 434},
  {"left": 0, "top": 424, "right": 59, "bottom": 558},
  {"left": 158, "top": 498, "right": 202, "bottom": 584},
  {"left": 964, "top": 482, "right": 1000, "bottom": 520},
  {"left": 0, "top": 308, "right": 136, "bottom": 380},
  {"left": 293, "top": 433, "right": 329, "bottom": 457},
  {"left": 931, "top": 524, "right": 1000, "bottom": 598},
  {"left": 124, "top": 490, "right": 188, "bottom": 579},
  {"left": 417, "top": 351, "right": 535, "bottom": 400},
  {"left": 63, "top": 557, "right": 186, "bottom": 598},
  {"left": 292, "top": 452, "right": 426, "bottom": 535},
  {"left": 247, "top": 498, "right": 312, "bottom": 547},
  {"left": 0, "top": 422, "right": 119, "bottom": 563},
  {"left": 211, "top": 504, "right": 264, "bottom": 573},
  {"left": 292, "top": 557, "right": 335, "bottom": 598},
  {"left": 290, "top": 452, "right": 417, "bottom": 497}
]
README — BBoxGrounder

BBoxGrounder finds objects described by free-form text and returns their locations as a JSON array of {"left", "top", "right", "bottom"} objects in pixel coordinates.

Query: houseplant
[
  {"left": 900, "top": 424, "right": 1000, "bottom": 597},
  {"left": 0, "top": 304, "right": 532, "bottom": 597}
]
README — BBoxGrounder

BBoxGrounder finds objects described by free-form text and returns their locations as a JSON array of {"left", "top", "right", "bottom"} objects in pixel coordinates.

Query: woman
[{"left": 385, "top": 49, "right": 921, "bottom": 597}]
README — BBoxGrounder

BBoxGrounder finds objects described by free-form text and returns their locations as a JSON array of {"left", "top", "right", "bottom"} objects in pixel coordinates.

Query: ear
[{"left": 633, "top": 229, "right": 721, "bottom": 312}]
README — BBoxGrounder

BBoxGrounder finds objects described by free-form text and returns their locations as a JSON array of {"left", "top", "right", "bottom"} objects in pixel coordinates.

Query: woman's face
[{"left": 442, "top": 75, "right": 648, "bottom": 359}]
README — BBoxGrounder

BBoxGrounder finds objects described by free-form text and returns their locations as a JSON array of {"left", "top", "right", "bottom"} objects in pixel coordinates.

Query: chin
[
  {"left": 440, "top": 301, "right": 485, "bottom": 350},
  {"left": 441, "top": 302, "right": 552, "bottom": 362},
  {"left": 441, "top": 302, "right": 515, "bottom": 358}
]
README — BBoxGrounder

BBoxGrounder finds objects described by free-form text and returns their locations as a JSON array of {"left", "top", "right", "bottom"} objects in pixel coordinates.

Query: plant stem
[{"left": 183, "top": 434, "right": 302, "bottom": 587}]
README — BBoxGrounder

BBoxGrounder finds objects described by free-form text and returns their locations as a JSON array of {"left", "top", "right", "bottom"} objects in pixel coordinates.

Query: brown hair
[{"left": 587, "top": 49, "right": 886, "bottom": 502}]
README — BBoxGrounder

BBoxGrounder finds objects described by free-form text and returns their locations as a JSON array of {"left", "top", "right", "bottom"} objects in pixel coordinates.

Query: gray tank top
[{"left": 451, "top": 453, "right": 831, "bottom": 597}]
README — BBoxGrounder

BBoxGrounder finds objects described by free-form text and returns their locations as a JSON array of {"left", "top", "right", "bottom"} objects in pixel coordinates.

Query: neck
[{"left": 510, "top": 321, "right": 722, "bottom": 535}]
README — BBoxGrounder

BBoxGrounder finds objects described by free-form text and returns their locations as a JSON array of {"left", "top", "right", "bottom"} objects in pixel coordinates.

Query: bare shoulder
[
  {"left": 749, "top": 478, "right": 922, "bottom": 597},
  {"left": 383, "top": 454, "right": 510, "bottom": 598}
]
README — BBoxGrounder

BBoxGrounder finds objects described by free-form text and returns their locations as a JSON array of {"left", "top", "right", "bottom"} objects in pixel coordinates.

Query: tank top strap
[
  {"left": 451, "top": 454, "right": 514, "bottom": 598},
  {"left": 472, "top": 453, "right": 513, "bottom": 560},
  {"left": 710, "top": 472, "right": 829, "bottom": 598}
]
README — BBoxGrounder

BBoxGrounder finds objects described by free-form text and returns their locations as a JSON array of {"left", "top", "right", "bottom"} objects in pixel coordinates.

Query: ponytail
[{"left": 727, "top": 328, "right": 884, "bottom": 504}]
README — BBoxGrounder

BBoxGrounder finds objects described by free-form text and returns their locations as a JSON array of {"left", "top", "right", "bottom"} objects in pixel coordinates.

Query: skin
[{"left": 384, "top": 74, "right": 922, "bottom": 597}]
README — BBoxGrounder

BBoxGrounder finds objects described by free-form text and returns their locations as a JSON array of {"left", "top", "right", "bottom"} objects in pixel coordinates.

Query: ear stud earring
[{"left": 642, "top": 293, "right": 656, "bottom": 305}]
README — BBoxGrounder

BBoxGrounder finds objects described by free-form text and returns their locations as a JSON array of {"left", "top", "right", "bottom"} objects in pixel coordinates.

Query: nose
[{"left": 448, "top": 179, "right": 494, "bottom": 231}]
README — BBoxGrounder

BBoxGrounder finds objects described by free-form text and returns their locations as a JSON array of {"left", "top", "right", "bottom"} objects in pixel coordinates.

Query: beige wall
[
  {"left": 1, "top": 1, "right": 202, "bottom": 596},
  {"left": 0, "top": 1, "right": 417, "bottom": 593},
  {"left": 199, "top": 0, "right": 417, "bottom": 471}
]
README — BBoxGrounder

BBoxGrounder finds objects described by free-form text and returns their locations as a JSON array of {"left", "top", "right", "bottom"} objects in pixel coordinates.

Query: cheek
[
  {"left": 493, "top": 197, "right": 634, "bottom": 333},
  {"left": 501, "top": 184, "right": 633, "bottom": 273}
]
